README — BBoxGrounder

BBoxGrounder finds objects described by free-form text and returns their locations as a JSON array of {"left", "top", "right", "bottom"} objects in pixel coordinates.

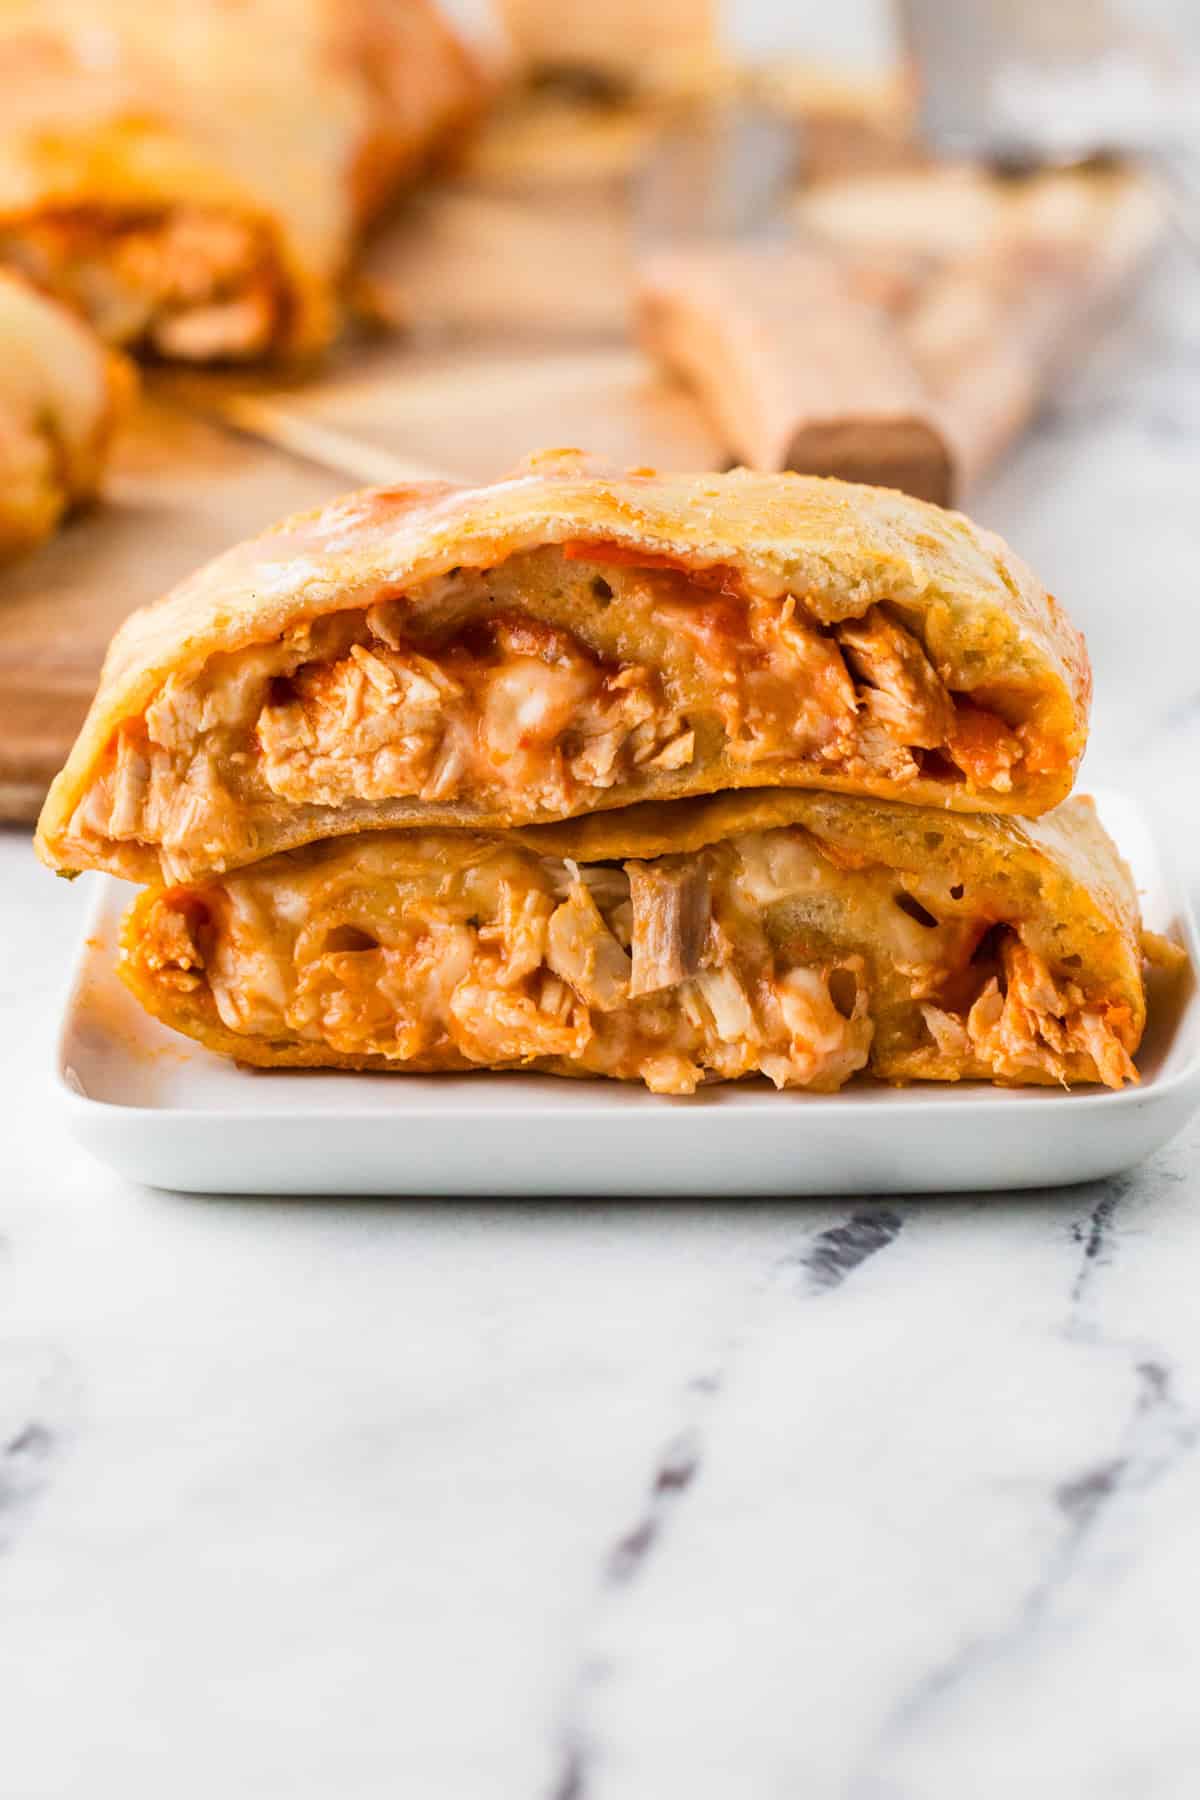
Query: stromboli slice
[
  {"left": 119, "top": 787, "right": 1146, "bottom": 1094},
  {"left": 0, "top": 0, "right": 482, "bottom": 361},
  {"left": 0, "top": 268, "right": 130, "bottom": 561},
  {"left": 37, "top": 459, "right": 1091, "bottom": 884}
]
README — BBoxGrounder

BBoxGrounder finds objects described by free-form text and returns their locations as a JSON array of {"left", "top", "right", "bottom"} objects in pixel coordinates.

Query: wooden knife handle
[{"left": 637, "top": 240, "right": 955, "bottom": 505}]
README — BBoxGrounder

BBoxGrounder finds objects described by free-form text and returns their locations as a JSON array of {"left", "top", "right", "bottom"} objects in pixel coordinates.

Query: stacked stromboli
[{"left": 36, "top": 453, "right": 1154, "bottom": 1094}]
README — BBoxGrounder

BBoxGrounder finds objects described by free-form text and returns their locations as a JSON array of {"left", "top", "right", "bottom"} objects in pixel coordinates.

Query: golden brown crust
[
  {"left": 0, "top": 0, "right": 484, "bottom": 358},
  {"left": 36, "top": 459, "right": 1092, "bottom": 880},
  {"left": 119, "top": 787, "right": 1146, "bottom": 1088},
  {"left": 515, "top": 785, "right": 1139, "bottom": 943}
]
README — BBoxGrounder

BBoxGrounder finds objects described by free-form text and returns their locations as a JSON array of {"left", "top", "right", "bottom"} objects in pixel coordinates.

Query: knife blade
[
  {"left": 633, "top": 98, "right": 800, "bottom": 245},
  {"left": 185, "top": 392, "right": 455, "bottom": 487},
  {"left": 632, "top": 99, "right": 955, "bottom": 502}
]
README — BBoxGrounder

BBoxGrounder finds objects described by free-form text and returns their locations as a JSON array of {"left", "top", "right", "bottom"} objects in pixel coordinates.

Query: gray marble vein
[{"left": 547, "top": 1206, "right": 910, "bottom": 1799}]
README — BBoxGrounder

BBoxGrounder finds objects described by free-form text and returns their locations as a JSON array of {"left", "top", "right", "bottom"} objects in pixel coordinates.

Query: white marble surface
[{"left": 3, "top": 249, "right": 1200, "bottom": 1798}]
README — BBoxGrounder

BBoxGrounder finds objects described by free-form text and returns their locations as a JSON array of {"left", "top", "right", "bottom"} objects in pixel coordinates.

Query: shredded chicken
[
  {"left": 947, "top": 700, "right": 1023, "bottom": 793},
  {"left": 107, "top": 732, "right": 151, "bottom": 839},
  {"left": 731, "top": 595, "right": 860, "bottom": 760},
  {"left": 759, "top": 964, "right": 872, "bottom": 1090},
  {"left": 965, "top": 935, "right": 1137, "bottom": 1088},
  {"left": 134, "top": 891, "right": 206, "bottom": 991},
  {"left": 691, "top": 966, "right": 759, "bottom": 1043},
  {"left": 129, "top": 832, "right": 904, "bottom": 1092},
  {"left": 293, "top": 946, "right": 430, "bottom": 1059},
  {"left": 920, "top": 1003, "right": 972, "bottom": 1061},
  {"left": 477, "top": 881, "right": 553, "bottom": 989},
  {"left": 838, "top": 605, "right": 954, "bottom": 749},
  {"left": 257, "top": 620, "right": 689, "bottom": 817},
  {"left": 81, "top": 553, "right": 1049, "bottom": 880},
  {"left": 447, "top": 981, "right": 593, "bottom": 1065},
  {"left": 627, "top": 860, "right": 713, "bottom": 996},
  {"left": 257, "top": 643, "right": 460, "bottom": 805},
  {"left": 545, "top": 881, "right": 632, "bottom": 1010},
  {"left": 127, "top": 820, "right": 1142, "bottom": 1095},
  {"left": 1, "top": 208, "right": 285, "bottom": 360}
]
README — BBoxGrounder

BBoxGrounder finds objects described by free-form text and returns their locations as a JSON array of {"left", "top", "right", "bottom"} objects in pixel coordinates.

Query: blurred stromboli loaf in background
[
  {"left": 0, "top": 0, "right": 485, "bottom": 362},
  {"left": 0, "top": 268, "right": 131, "bottom": 563}
]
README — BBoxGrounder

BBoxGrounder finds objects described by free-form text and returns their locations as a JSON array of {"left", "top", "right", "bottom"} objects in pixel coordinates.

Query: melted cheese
[
  {"left": 126, "top": 821, "right": 1139, "bottom": 1094},
  {"left": 75, "top": 555, "right": 1040, "bottom": 882}
]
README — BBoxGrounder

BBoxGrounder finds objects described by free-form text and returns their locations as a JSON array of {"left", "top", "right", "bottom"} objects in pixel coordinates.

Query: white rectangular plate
[{"left": 56, "top": 792, "right": 1200, "bottom": 1196}]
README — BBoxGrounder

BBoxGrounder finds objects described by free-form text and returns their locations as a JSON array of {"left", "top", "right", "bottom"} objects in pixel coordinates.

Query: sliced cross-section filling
[
  {"left": 39, "top": 467, "right": 1093, "bottom": 885},
  {"left": 255, "top": 615, "right": 691, "bottom": 817},
  {"left": 962, "top": 933, "right": 1138, "bottom": 1087},
  {"left": 120, "top": 793, "right": 1150, "bottom": 1095},
  {"left": 2, "top": 209, "right": 288, "bottom": 361}
]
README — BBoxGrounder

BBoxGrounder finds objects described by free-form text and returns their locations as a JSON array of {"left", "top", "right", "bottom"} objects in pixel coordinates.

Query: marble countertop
[{"left": 3, "top": 247, "right": 1200, "bottom": 1799}]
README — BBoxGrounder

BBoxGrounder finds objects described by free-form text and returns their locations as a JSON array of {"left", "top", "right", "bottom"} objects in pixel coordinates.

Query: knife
[
  {"left": 633, "top": 98, "right": 955, "bottom": 503},
  {"left": 185, "top": 392, "right": 455, "bottom": 487}
]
